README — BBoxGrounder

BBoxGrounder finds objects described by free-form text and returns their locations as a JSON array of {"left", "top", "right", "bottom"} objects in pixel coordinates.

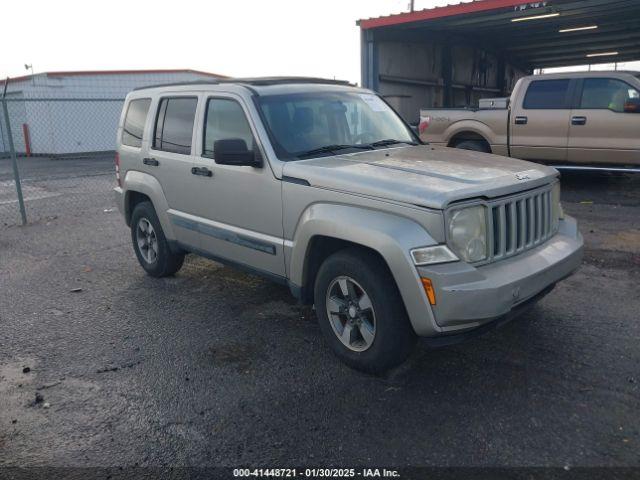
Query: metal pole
[{"left": 2, "top": 78, "right": 27, "bottom": 225}]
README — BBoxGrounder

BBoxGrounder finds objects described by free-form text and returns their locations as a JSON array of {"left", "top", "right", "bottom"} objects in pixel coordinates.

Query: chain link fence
[{"left": 0, "top": 97, "right": 124, "bottom": 227}]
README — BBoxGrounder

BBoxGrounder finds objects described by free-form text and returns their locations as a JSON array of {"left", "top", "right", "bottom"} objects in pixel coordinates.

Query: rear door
[
  {"left": 146, "top": 95, "right": 201, "bottom": 248},
  {"left": 510, "top": 78, "right": 573, "bottom": 162},
  {"left": 568, "top": 77, "right": 640, "bottom": 165}
]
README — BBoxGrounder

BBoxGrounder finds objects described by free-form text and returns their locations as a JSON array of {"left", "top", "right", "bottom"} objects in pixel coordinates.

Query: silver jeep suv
[{"left": 114, "top": 77, "right": 583, "bottom": 372}]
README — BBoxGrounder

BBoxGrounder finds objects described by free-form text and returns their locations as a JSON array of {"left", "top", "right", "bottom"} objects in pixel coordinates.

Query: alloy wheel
[
  {"left": 325, "top": 276, "right": 376, "bottom": 352},
  {"left": 136, "top": 218, "right": 158, "bottom": 264}
]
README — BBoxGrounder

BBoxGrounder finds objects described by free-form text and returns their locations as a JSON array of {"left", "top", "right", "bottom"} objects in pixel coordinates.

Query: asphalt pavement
[{"left": 0, "top": 158, "right": 639, "bottom": 468}]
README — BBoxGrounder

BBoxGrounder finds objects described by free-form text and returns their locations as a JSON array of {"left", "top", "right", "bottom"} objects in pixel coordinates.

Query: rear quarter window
[
  {"left": 523, "top": 80, "right": 570, "bottom": 109},
  {"left": 122, "top": 98, "right": 151, "bottom": 148}
]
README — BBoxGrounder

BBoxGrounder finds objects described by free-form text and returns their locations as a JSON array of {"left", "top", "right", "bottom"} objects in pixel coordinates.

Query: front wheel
[
  {"left": 130, "top": 201, "right": 184, "bottom": 277},
  {"left": 314, "top": 248, "right": 416, "bottom": 373}
]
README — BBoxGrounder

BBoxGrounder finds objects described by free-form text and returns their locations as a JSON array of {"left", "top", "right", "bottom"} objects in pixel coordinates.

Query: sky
[{"left": 1, "top": 0, "right": 636, "bottom": 83}]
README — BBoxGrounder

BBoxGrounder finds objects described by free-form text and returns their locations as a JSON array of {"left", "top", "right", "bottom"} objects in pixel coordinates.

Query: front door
[
  {"left": 185, "top": 94, "right": 285, "bottom": 277},
  {"left": 568, "top": 77, "right": 640, "bottom": 165},
  {"left": 510, "top": 78, "right": 573, "bottom": 163}
]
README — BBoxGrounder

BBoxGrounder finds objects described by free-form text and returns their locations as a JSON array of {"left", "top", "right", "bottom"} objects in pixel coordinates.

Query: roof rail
[
  {"left": 132, "top": 76, "right": 353, "bottom": 92},
  {"left": 132, "top": 80, "right": 219, "bottom": 91},
  {"left": 219, "top": 76, "right": 353, "bottom": 86}
]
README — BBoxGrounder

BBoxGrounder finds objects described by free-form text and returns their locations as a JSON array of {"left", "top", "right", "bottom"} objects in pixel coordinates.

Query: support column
[{"left": 442, "top": 43, "right": 453, "bottom": 107}]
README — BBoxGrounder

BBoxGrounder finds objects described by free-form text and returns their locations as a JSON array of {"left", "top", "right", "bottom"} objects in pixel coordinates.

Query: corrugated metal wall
[{"left": 364, "top": 38, "right": 529, "bottom": 123}]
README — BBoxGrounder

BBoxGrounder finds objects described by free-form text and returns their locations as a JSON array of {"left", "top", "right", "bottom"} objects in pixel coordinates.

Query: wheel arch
[
  {"left": 447, "top": 131, "right": 492, "bottom": 152},
  {"left": 442, "top": 120, "right": 497, "bottom": 152},
  {"left": 299, "top": 236, "right": 390, "bottom": 305},
  {"left": 121, "top": 170, "right": 176, "bottom": 240},
  {"left": 287, "top": 203, "right": 441, "bottom": 336}
]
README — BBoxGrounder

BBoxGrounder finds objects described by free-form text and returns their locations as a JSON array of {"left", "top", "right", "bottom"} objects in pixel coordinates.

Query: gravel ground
[{"left": 0, "top": 157, "right": 639, "bottom": 468}]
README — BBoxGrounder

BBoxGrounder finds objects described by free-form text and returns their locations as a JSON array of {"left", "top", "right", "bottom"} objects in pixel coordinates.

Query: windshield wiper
[
  {"left": 296, "top": 144, "right": 373, "bottom": 159},
  {"left": 369, "top": 139, "right": 418, "bottom": 148}
]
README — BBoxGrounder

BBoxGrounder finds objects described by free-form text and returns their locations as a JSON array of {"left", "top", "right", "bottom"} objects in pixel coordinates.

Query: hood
[{"left": 282, "top": 145, "right": 558, "bottom": 209}]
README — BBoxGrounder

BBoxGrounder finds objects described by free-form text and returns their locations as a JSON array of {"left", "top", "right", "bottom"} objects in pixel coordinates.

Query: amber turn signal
[{"left": 420, "top": 278, "right": 436, "bottom": 306}]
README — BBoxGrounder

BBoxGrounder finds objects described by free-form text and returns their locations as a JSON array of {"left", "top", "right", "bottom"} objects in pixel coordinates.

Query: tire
[
  {"left": 454, "top": 139, "right": 490, "bottom": 153},
  {"left": 314, "top": 248, "right": 417, "bottom": 373},
  {"left": 130, "top": 201, "right": 184, "bottom": 277}
]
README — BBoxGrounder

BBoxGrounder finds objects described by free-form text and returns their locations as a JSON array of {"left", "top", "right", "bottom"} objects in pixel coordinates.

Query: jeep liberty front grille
[{"left": 488, "top": 185, "right": 556, "bottom": 262}]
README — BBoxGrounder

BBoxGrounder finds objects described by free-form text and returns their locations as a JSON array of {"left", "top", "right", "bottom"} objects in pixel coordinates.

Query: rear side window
[
  {"left": 153, "top": 97, "right": 198, "bottom": 155},
  {"left": 203, "top": 98, "right": 255, "bottom": 157},
  {"left": 580, "top": 78, "right": 640, "bottom": 112},
  {"left": 122, "top": 98, "right": 151, "bottom": 148},
  {"left": 523, "top": 80, "right": 570, "bottom": 109}
]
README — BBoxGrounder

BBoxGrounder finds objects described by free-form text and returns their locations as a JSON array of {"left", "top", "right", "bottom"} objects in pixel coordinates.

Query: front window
[
  {"left": 256, "top": 91, "right": 417, "bottom": 160},
  {"left": 580, "top": 78, "right": 640, "bottom": 112},
  {"left": 203, "top": 98, "right": 255, "bottom": 158}
]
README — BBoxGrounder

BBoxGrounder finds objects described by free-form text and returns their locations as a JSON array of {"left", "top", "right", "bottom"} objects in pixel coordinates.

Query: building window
[
  {"left": 122, "top": 98, "right": 151, "bottom": 148},
  {"left": 153, "top": 97, "right": 198, "bottom": 155}
]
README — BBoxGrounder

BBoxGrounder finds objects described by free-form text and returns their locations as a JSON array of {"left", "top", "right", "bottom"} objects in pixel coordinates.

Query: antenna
[{"left": 24, "top": 64, "right": 34, "bottom": 85}]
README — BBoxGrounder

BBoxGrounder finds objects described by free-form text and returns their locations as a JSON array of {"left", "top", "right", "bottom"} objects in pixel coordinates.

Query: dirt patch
[{"left": 599, "top": 230, "right": 640, "bottom": 254}]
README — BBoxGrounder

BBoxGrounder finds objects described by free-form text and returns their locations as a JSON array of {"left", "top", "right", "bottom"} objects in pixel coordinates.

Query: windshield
[{"left": 256, "top": 91, "right": 418, "bottom": 160}]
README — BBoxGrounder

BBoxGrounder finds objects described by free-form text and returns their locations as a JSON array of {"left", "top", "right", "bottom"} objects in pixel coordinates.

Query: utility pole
[{"left": 409, "top": 0, "right": 415, "bottom": 12}]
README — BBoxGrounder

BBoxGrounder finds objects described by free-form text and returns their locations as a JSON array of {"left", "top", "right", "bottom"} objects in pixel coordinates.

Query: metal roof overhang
[{"left": 358, "top": 0, "right": 640, "bottom": 69}]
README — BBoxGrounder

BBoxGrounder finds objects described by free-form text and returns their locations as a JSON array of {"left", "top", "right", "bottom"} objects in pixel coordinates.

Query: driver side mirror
[
  {"left": 213, "top": 138, "right": 263, "bottom": 167},
  {"left": 623, "top": 98, "right": 640, "bottom": 113}
]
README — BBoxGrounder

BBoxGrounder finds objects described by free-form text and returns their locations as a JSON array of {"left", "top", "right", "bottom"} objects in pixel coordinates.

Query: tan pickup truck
[{"left": 419, "top": 71, "right": 640, "bottom": 169}]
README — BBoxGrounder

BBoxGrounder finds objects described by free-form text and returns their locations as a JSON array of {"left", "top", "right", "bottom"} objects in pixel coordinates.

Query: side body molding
[
  {"left": 287, "top": 203, "right": 442, "bottom": 336},
  {"left": 122, "top": 170, "right": 176, "bottom": 241}
]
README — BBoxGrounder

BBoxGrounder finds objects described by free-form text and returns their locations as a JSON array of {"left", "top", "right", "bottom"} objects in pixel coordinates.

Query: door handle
[
  {"left": 514, "top": 116, "right": 528, "bottom": 125},
  {"left": 191, "top": 166, "right": 213, "bottom": 177},
  {"left": 143, "top": 157, "right": 159, "bottom": 166},
  {"left": 571, "top": 116, "right": 587, "bottom": 126}
]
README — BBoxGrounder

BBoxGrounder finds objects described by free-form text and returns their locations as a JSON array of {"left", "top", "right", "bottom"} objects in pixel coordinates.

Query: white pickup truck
[{"left": 419, "top": 71, "right": 640, "bottom": 169}]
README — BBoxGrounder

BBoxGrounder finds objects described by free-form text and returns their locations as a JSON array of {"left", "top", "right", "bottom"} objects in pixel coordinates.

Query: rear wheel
[
  {"left": 130, "top": 201, "right": 184, "bottom": 277},
  {"left": 314, "top": 248, "right": 416, "bottom": 373},
  {"left": 454, "top": 139, "right": 490, "bottom": 153}
]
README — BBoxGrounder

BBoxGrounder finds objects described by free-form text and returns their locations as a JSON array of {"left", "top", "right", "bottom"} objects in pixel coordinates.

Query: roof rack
[
  {"left": 133, "top": 80, "right": 219, "bottom": 91},
  {"left": 132, "top": 76, "right": 353, "bottom": 91},
  {"left": 219, "top": 76, "right": 353, "bottom": 86}
]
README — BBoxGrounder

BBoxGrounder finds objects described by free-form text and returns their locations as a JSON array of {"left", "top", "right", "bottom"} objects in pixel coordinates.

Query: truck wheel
[
  {"left": 314, "top": 248, "right": 417, "bottom": 373},
  {"left": 130, "top": 201, "right": 184, "bottom": 277},
  {"left": 455, "top": 140, "right": 490, "bottom": 153}
]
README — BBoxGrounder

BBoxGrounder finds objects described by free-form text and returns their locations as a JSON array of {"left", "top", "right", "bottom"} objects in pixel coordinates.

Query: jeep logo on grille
[{"left": 515, "top": 173, "right": 531, "bottom": 181}]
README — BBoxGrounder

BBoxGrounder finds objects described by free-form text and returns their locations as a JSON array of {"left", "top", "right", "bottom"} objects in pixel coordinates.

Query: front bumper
[{"left": 418, "top": 215, "right": 583, "bottom": 334}]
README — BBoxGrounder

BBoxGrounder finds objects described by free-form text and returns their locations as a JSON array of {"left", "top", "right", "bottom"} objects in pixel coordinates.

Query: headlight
[
  {"left": 551, "top": 182, "right": 563, "bottom": 231},
  {"left": 448, "top": 205, "right": 488, "bottom": 263}
]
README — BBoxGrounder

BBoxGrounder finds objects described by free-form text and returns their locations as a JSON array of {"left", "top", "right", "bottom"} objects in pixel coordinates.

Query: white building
[{"left": 0, "top": 69, "right": 226, "bottom": 157}]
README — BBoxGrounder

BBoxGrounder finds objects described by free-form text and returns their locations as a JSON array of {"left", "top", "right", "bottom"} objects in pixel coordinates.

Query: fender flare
[
  {"left": 443, "top": 120, "right": 496, "bottom": 148},
  {"left": 122, "top": 170, "right": 176, "bottom": 241},
  {"left": 288, "top": 203, "right": 442, "bottom": 336}
]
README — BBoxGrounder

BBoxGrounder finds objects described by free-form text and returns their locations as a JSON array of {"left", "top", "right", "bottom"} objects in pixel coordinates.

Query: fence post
[{"left": 2, "top": 79, "right": 27, "bottom": 225}]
